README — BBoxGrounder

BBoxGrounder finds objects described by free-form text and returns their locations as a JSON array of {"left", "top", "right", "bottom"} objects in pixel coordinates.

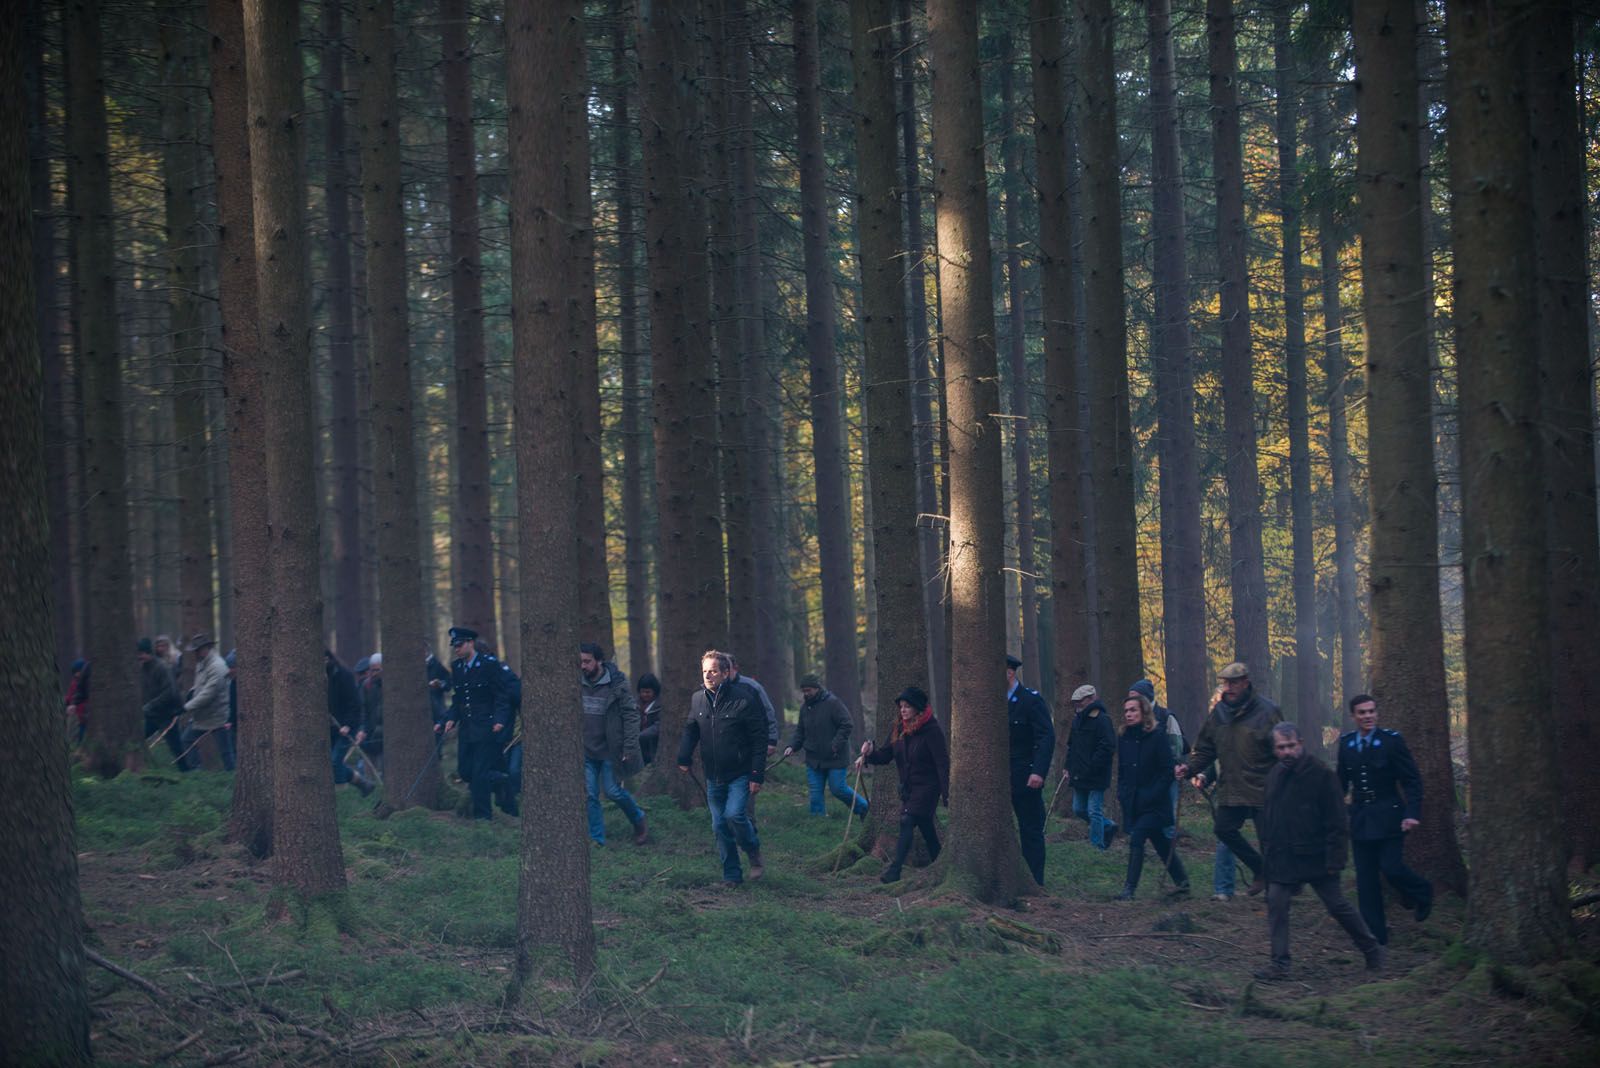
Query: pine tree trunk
[
  {"left": 1525, "top": 0, "right": 1600, "bottom": 872},
  {"left": 1448, "top": 0, "right": 1568, "bottom": 962},
  {"left": 928, "top": 0, "right": 1026, "bottom": 906},
  {"left": 1145, "top": 0, "right": 1207, "bottom": 735},
  {"left": 244, "top": 0, "right": 345, "bottom": 895},
  {"left": 441, "top": 0, "right": 496, "bottom": 650},
  {"left": 66, "top": 0, "right": 140, "bottom": 778},
  {"left": 1207, "top": 0, "right": 1271, "bottom": 685},
  {"left": 505, "top": 0, "right": 596, "bottom": 989},
  {"left": 639, "top": 0, "right": 725, "bottom": 808},
  {"left": 1081, "top": 0, "right": 1143, "bottom": 699},
  {"left": 1273, "top": 2, "right": 1320, "bottom": 745},
  {"left": 1354, "top": 0, "right": 1466, "bottom": 893},
  {"left": 0, "top": 29, "right": 92, "bottom": 1057}
]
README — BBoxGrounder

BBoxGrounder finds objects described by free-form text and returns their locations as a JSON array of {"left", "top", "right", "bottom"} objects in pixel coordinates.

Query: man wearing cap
[
  {"left": 1007, "top": 655, "right": 1056, "bottom": 884},
  {"left": 786, "top": 673, "right": 865, "bottom": 817},
  {"left": 444, "top": 625, "right": 513, "bottom": 819},
  {"left": 181, "top": 633, "right": 235, "bottom": 771},
  {"left": 1176, "top": 662, "right": 1281, "bottom": 895},
  {"left": 1064, "top": 683, "right": 1118, "bottom": 850}
]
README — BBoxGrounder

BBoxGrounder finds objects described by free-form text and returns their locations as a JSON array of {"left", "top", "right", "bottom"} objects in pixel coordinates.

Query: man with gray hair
[{"left": 1256, "top": 722, "right": 1383, "bottom": 980}]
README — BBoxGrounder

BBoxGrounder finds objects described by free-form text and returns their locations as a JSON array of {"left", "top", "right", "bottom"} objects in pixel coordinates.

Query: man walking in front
[
  {"left": 1007, "top": 655, "right": 1055, "bottom": 885},
  {"left": 580, "top": 642, "right": 647, "bottom": 845},
  {"left": 678, "top": 650, "right": 768, "bottom": 887},
  {"left": 1257, "top": 722, "right": 1383, "bottom": 980}
]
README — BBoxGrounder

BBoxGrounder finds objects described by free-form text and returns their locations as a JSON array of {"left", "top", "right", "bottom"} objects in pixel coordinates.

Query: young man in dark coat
[
  {"left": 1007, "top": 655, "right": 1056, "bottom": 884},
  {"left": 139, "top": 638, "right": 189, "bottom": 769},
  {"left": 1336, "top": 694, "right": 1434, "bottom": 944},
  {"left": 677, "top": 650, "right": 769, "bottom": 886},
  {"left": 1064, "top": 684, "right": 1118, "bottom": 849},
  {"left": 785, "top": 673, "right": 865, "bottom": 816},
  {"left": 580, "top": 641, "right": 646, "bottom": 845},
  {"left": 1257, "top": 722, "right": 1383, "bottom": 980}
]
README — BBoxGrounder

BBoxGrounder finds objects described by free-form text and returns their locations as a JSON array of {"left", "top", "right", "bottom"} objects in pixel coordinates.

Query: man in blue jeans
[
  {"left": 785, "top": 673, "right": 865, "bottom": 816},
  {"left": 1064, "top": 684, "right": 1118, "bottom": 849},
  {"left": 579, "top": 642, "right": 647, "bottom": 845},
  {"left": 678, "top": 650, "right": 769, "bottom": 886}
]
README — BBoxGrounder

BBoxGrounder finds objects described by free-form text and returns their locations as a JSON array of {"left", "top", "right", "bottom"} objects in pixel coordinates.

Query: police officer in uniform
[
  {"left": 1007, "top": 654, "right": 1056, "bottom": 886},
  {"left": 444, "top": 626, "right": 513, "bottom": 819},
  {"left": 1336, "top": 693, "right": 1434, "bottom": 944}
]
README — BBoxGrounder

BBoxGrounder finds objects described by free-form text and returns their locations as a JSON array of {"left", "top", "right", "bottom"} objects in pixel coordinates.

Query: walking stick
[
  {"left": 832, "top": 760, "right": 867, "bottom": 874},
  {"left": 501, "top": 731, "right": 522, "bottom": 755},
  {"left": 376, "top": 737, "right": 444, "bottom": 817},
  {"left": 342, "top": 739, "right": 383, "bottom": 787},
  {"left": 146, "top": 716, "right": 179, "bottom": 749},
  {"left": 173, "top": 727, "right": 217, "bottom": 766},
  {"left": 1046, "top": 768, "right": 1071, "bottom": 815}
]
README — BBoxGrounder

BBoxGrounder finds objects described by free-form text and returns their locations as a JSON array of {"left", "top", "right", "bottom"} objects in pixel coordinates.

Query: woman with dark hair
[
  {"left": 636, "top": 673, "right": 661, "bottom": 765},
  {"left": 1116, "top": 692, "right": 1190, "bottom": 899},
  {"left": 857, "top": 685, "right": 949, "bottom": 884}
]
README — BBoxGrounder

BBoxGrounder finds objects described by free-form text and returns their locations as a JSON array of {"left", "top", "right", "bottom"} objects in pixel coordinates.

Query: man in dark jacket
[
  {"left": 1337, "top": 694, "right": 1434, "bottom": 944},
  {"left": 677, "top": 649, "right": 768, "bottom": 886},
  {"left": 444, "top": 625, "right": 513, "bottom": 820},
  {"left": 140, "top": 638, "right": 190, "bottom": 769},
  {"left": 326, "top": 651, "right": 374, "bottom": 796},
  {"left": 1257, "top": 723, "right": 1383, "bottom": 980},
  {"left": 1176, "top": 662, "right": 1281, "bottom": 894},
  {"left": 1065, "top": 684, "right": 1118, "bottom": 850},
  {"left": 785, "top": 673, "right": 864, "bottom": 816},
  {"left": 580, "top": 642, "right": 647, "bottom": 845},
  {"left": 1007, "top": 655, "right": 1056, "bottom": 884}
]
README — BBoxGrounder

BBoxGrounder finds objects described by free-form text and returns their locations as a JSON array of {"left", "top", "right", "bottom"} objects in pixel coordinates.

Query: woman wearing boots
[
  {"left": 858, "top": 686, "right": 949, "bottom": 884},
  {"left": 1116, "top": 692, "right": 1190, "bottom": 899}
]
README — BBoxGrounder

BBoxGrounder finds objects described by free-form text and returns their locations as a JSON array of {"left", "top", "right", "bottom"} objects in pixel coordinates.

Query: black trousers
[
  {"left": 460, "top": 736, "right": 505, "bottom": 820},
  {"left": 1352, "top": 835, "right": 1433, "bottom": 944},
  {"left": 892, "top": 810, "right": 941, "bottom": 870},
  {"left": 1011, "top": 785, "right": 1048, "bottom": 885},
  {"left": 1267, "top": 876, "right": 1378, "bottom": 967},
  {"left": 1125, "top": 825, "right": 1188, "bottom": 894},
  {"left": 1213, "top": 804, "right": 1263, "bottom": 881}
]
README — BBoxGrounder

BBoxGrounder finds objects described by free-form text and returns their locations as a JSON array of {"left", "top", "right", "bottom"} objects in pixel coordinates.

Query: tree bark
[
  {"left": 1525, "top": 0, "right": 1600, "bottom": 872},
  {"left": 927, "top": 0, "right": 1026, "bottom": 906},
  {"left": 244, "top": 0, "right": 345, "bottom": 895},
  {"left": 1081, "top": 0, "right": 1143, "bottom": 698},
  {"left": 505, "top": 0, "right": 596, "bottom": 989},
  {"left": 1207, "top": 0, "right": 1271, "bottom": 686},
  {"left": 0, "top": 24, "right": 92, "bottom": 1057},
  {"left": 1353, "top": 0, "right": 1467, "bottom": 893},
  {"left": 1145, "top": 0, "right": 1206, "bottom": 736}
]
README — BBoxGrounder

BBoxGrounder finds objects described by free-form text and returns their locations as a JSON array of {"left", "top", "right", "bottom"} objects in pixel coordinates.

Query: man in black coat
[
  {"left": 786, "top": 673, "right": 865, "bottom": 816},
  {"left": 444, "top": 625, "right": 513, "bottom": 820},
  {"left": 1336, "top": 694, "right": 1434, "bottom": 944},
  {"left": 1257, "top": 722, "right": 1383, "bottom": 980},
  {"left": 1064, "top": 684, "right": 1118, "bottom": 850},
  {"left": 677, "top": 650, "right": 769, "bottom": 886},
  {"left": 1007, "top": 655, "right": 1056, "bottom": 885}
]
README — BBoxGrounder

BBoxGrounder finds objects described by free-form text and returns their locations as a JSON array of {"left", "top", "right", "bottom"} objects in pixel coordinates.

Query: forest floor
[{"left": 72, "top": 759, "right": 1600, "bottom": 1067}]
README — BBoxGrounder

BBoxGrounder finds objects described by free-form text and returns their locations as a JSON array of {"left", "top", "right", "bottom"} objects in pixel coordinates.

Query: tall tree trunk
[
  {"left": 1207, "top": 0, "right": 1271, "bottom": 685},
  {"left": 211, "top": 0, "right": 271, "bottom": 858},
  {"left": 441, "top": 0, "right": 496, "bottom": 649},
  {"left": 244, "top": 0, "right": 345, "bottom": 895},
  {"left": 795, "top": 0, "right": 860, "bottom": 723},
  {"left": 324, "top": 0, "right": 364, "bottom": 661},
  {"left": 506, "top": 0, "right": 596, "bottom": 989},
  {"left": 1081, "top": 0, "right": 1142, "bottom": 698},
  {"left": 1145, "top": 0, "right": 1206, "bottom": 736},
  {"left": 1525, "top": 0, "right": 1600, "bottom": 872},
  {"left": 1353, "top": 0, "right": 1466, "bottom": 892},
  {"left": 928, "top": 0, "right": 1026, "bottom": 905},
  {"left": 612, "top": 12, "right": 650, "bottom": 679},
  {"left": 0, "top": 26, "right": 92, "bottom": 1056},
  {"left": 66, "top": 0, "right": 140, "bottom": 777},
  {"left": 851, "top": 0, "right": 929, "bottom": 857},
  {"left": 357, "top": 0, "right": 438, "bottom": 812},
  {"left": 1449, "top": 0, "right": 1567, "bottom": 962},
  {"left": 900, "top": 0, "right": 949, "bottom": 714},
  {"left": 1273, "top": 2, "right": 1319, "bottom": 743},
  {"left": 639, "top": 0, "right": 725, "bottom": 808}
]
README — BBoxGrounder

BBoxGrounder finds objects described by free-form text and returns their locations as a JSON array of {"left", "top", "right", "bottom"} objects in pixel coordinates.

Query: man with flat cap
[
  {"left": 1006, "top": 655, "right": 1056, "bottom": 884},
  {"left": 1064, "top": 682, "right": 1118, "bottom": 850},
  {"left": 181, "top": 633, "right": 235, "bottom": 771},
  {"left": 1176, "top": 662, "right": 1281, "bottom": 895},
  {"left": 443, "top": 625, "right": 513, "bottom": 819}
]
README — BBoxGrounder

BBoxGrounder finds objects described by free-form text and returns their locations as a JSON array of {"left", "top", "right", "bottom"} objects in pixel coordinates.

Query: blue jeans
[
  {"left": 1214, "top": 841, "right": 1237, "bottom": 896},
  {"left": 705, "top": 776, "right": 761, "bottom": 883},
  {"left": 584, "top": 758, "right": 644, "bottom": 843},
  {"left": 1072, "top": 787, "right": 1116, "bottom": 849},
  {"left": 806, "top": 766, "right": 867, "bottom": 816},
  {"left": 331, "top": 736, "right": 355, "bottom": 783},
  {"left": 182, "top": 726, "right": 235, "bottom": 772}
]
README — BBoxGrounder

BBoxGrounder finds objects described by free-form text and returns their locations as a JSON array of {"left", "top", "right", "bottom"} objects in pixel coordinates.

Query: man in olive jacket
[
  {"left": 1257, "top": 722, "right": 1382, "bottom": 980},
  {"left": 1176, "top": 662, "right": 1281, "bottom": 894},
  {"left": 580, "top": 642, "right": 646, "bottom": 845},
  {"left": 785, "top": 674, "right": 865, "bottom": 816}
]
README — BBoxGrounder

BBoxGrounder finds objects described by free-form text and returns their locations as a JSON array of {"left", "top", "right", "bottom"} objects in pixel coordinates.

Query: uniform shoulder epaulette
[
  {"left": 1339, "top": 729, "right": 1357, "bottom": 741},
  {"left": 1379, "top": 727, "right": 1401, "bottom": 738}
]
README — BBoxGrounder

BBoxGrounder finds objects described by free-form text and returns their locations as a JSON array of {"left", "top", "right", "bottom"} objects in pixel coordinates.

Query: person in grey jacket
[
  {"left": 784, "top": 673, "right": 865, "bottom": 816},
  {"left": 181, "top": 634, "right": 234, "bottom": 770},
  {"left": 580, "top": 642, "right": 647, "bottom": 845}
]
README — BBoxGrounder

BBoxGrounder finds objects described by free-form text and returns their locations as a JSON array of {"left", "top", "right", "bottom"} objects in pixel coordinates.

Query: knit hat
[
  {"left": 1071, "top": 684, "right": 1097, "bottom": 702},
  {"left": 799, "top": 673, "right": 822, "bottom": 689},
  {"left": 137, "top": 637, "right": 154, "bottom": 655},
  {"left": 894, "top": 686, "right": 929, "bottom": 711},
  {"left": 1129, "top": 679, "right": 1156, "bottom": 702}
]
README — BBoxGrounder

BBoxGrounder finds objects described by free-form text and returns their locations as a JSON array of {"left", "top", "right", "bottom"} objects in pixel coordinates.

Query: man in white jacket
[{"left": 182, "top": 633, "right": 235, "bottom": 770}]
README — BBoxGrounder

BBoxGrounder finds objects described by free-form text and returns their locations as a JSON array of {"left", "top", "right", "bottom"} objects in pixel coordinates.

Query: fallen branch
[
  {"left": 1087, "top": 932, "right": 1246, "bottom": 951},
  {"left": 191, "top": 968, "right": 305, "bottom": 993},
  {"left": 632, "top": 959, "right": 670, "bottom": 998},
  {"left": 153, "top": 1030, "right": 205, "bottom": 1062},
  {"left": 84, "top": 948, "right": 168, "bottom": 1001},
  {"left": 986, "top": 915, "right": 1062, "bottom": 953},
  {"left": 1570, "top": 890, "right": 1600, "bottom": 910}
]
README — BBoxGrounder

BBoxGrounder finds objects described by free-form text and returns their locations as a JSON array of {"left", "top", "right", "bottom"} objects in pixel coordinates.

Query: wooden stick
[
  {"left": 832, "top": 761, "right": 866, "bottom": 874},
  {"left": 1046, "top": 768, "right": 1071, "bottom": 814},
  {"left": 84, "top": 947, "right": 167, "bottom": 1001},
  {"left": 173, "top": 727, "right": 217, "bottom": 766},
  {"left": 146, "top": 716, "right": 179, "bottom": 749}
]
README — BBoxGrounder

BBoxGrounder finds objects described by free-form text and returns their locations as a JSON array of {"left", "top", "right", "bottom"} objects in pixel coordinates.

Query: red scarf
[{"left": 892, "top": 706, "right": 934, "bottom": 741}]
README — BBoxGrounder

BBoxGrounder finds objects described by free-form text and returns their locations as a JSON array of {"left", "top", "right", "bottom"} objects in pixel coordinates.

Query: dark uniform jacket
[
  {"left": 449, "top": 652, "right": 514, "bottom": 742},
  {"left": 1185, "top": 687, "right": 1282, "bottom": 808},
  {"left": 865, "top": 715, "right": 950, "bottom": 817},
  {"left": 1336, "top": 727, "right": 1423, "bottom": 841},
  {"left": 1260, "top": 752, "right": 1349, "bottom": 884},
  {"left": 789, "top": 688, "right": 853, "bottom": 770},
  {"left": 677, "top": 679, "right": 768, "bottom": 785},
  {"left": 361, "top": 676, "right": 384, "bottom": 750},
  {"left": 1008, "top": 684, "right": 1056, "bottom": 788},
  {"left": 1065, "top": 700, "right": 1117, "bottom": 791},
  {"left": 1117, "top": 724, "right": 1178, "bottom": 832}
]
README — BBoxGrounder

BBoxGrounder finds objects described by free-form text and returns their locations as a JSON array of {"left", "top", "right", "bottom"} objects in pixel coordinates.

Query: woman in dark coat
[
  {"left": 1116, "top": 693, "right": 1189, "bottom": 899},
  {"left": 858, "top": 685, "right": 949, "bottom": 884}
]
